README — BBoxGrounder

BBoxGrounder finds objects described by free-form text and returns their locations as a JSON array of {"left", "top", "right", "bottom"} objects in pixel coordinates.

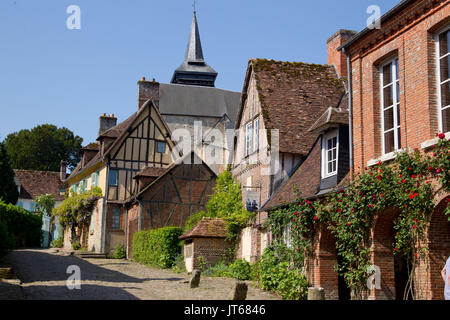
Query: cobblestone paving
[{"left": 1, "top": 249, "right": 280, "bottom": 300}]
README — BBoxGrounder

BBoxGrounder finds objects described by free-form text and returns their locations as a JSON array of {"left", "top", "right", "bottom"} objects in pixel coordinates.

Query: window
[
  {"left": 108, "top": 169, "right": 118, "bottom": 186},
  {"left": 381, "top": 58, "right": 401, "bottom": 154},
  {"left": 322, "top": 130, "right": 339, "bottom": 178},
  {"left": 157, "top": 141, "right": 166, "bottom": 154},
  {"left": 246, "top": 123, "right": 253, "bottom": 156},
  {"left": 254, "top": 119, "right": 259, "bottom": 152},
  {"left": 80, "top": 179, "right": 87, "bottom": 193},
  {"left": 438, "top": 27, "right": 450, "bottom": 133},
  {"left": 112, "top": 208, "right": 121, "bottom": 230},
  {"left": 91, "top": 171, "right": 99, "bottom": 188}
]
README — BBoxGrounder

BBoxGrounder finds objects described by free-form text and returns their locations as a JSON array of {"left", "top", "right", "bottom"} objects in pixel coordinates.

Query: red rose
[
  {"left": 409, "top": 194, "right": 414, "bottom": 200},
  {"left": 438, "top": 133, "right": 445, "bottom": 139},
  {"left": 314, "top": 216, "right": 318, "bottom": 221},
  {"left": 414, "top": 192, "right": 418, "bottom": 197}
]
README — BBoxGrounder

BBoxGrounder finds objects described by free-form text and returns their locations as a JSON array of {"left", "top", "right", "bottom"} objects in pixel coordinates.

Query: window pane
[
  {"left": 157, "top": 142, "right": 166, "bottom": 154},
  {"left": 440, "top": 56, "right": 450, "bottom": 83},
  {"left": 397, "top": 128, "right": 402, "bottom": 149},
  {"left": 384, "top": 108, "right": 394, "bottom": 130},
  {"left": 328, "top": 162, "right": 333, "bottom": 173},
  {"left": 384, "top": 131, "right": 395, "bottom": 154},
  {"left": 332, "top": 161, "right": 337, "bottom": 172},
  {"left": 439, "top": 30, "right": 449, "bottom": 57},
  {"left": 396, "top": 81, "right": 400, "bottom": 103},
  {"left": 443, "top": 107, "right": 450, "bottom": 133},
  {"left": 383, "top": 63, "right": 392, "bottom": 85},
  {"left": 384, "top": 85, "right": 394, "bottom": 107},
  {"left": 396, "top": 104, "right": 400, "bottom": 124},
  {"left": 109, "top": 170, "right": 118, "bottom": 186},
  {"left": 332, "top": 148, "right": 337, "bottom": 160},
  {"left": 395, "top": 59, "right": 399, "bottom": 80},
  {"left": 441, "top": 81, "right": 450, "bottom": 108}
]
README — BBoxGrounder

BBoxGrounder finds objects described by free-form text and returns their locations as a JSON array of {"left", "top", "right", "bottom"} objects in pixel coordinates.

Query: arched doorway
[
  {"left": 427, "top": 196, "right": 450, "bottom": 300},
  {"left": 371, "top": 207, "right": 412, "bottom": 300}
]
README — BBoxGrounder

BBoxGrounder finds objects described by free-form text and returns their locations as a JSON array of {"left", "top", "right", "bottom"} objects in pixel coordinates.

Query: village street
[{"left": 0, "top": 249, "right": 280, "bottom": 300}]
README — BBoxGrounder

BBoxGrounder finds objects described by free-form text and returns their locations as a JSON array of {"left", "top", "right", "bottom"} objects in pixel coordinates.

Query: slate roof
[
  {"left": 14, "top": 170, "right": 66, "bottom": 201},
  {"left": 237, "top": 59, "right": 345, "bottom": 156},
  {"left": 159, "top": 83, "right": 241, "bottom": 125},
  {"left": 179, "top": 217, "right": 228, "bottom": 240}
]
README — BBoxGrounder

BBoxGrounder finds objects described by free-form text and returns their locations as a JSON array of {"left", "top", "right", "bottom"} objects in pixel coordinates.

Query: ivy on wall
[{"left": 265, "top": 134, "right": 450, "bottom": 299}]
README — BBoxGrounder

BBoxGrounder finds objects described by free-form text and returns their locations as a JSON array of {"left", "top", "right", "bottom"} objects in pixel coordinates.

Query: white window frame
[
  {"left": 245, "top": 122, "right": 253, "bottom": 156},
  {"left": 254, "top": 118, "right": 259, "bottom": 153},
  {"left": 436, "top": 25, "right": 450, "bottom": 134},
  {"left": 380, "top": 58, "right": 401, "bottom": 155},
  {"left": 321, "top": 129, "right": 339, "bottom": 179}
]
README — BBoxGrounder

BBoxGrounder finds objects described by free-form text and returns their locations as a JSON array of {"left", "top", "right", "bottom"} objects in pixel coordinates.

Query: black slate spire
[{"left": 171, "top": 12, "right": 218, "bottom": 87}]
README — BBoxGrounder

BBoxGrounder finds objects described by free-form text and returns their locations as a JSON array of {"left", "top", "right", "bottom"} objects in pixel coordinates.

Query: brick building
[{"left": 336, "top": 0, "right": 450, "bottom": 300}]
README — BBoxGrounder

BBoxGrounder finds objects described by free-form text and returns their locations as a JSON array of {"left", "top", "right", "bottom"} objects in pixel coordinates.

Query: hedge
[
  {"left": 132, "top": 227, "right": 183, "bottom": 269},
  {"left": 0, "top": 200, "right": 42, "bottom": 258}
]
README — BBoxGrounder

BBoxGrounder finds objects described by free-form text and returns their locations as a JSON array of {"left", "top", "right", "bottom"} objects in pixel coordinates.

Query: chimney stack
[
  {"left": 98, "top": 114, "right": 118, "bottom": 136},
  {"left": 138, "top": 77, "right": 160, "bottom": 109},
  {"left": 60, "top": 160, "right": 67, "bottom": 181},
  {"left": 327, "top": 29, "right": 357, "bottom": 78}
]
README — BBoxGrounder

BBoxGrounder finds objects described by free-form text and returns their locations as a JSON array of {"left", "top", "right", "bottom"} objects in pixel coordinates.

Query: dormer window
[
  {"left": 246, "top": 122, "right": 253, "bottom": 156},
  {"left": 322, "top": 130, "right": 339, "bottom": 178}
]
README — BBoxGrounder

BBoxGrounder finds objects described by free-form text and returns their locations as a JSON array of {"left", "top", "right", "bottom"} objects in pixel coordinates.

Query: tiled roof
[
  {"left": 97, "top": 113, "right": 138, "bottom": 140},
  {"left": 260, "top": 138, "right": 322, "bottom": 211},
  {"left": 244, "top": 59, "right": 345, "bottom": 155},
  {"left": 81, "top": 143, "right": 100, "bottom": 151},
  {"left": 14, "top": 170, "right": 66, "bottom": 201},
  {"left": 179, "top": 217, "right": 228, "bottom": 240},
  {"left": 308, "top": 106, "right": 349, "bottom": 134}
]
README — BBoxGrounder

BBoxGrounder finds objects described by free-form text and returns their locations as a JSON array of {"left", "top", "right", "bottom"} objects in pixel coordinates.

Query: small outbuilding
[{"left": 179, "top": 217, "right": 232, "bottom": 273}]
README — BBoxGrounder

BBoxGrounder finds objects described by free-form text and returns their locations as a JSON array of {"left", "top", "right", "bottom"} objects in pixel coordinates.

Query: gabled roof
[
  {"left": 308, "top": 105, "right": 349, "bottom": 134},
  {"left": 14, "top": 170, "right": 66, "bottom": 202},
  {"left": 67, "top": 100, "right": 170, "bottom": 182},
  {"left": 179, "top": 217, "right": 228, "bottom": 240},
  {"left": 133, "top": 166, "right": 168, "bottom": 179},
  {"left": 236, "top": 59, "right": 346, "bottom": 156}
]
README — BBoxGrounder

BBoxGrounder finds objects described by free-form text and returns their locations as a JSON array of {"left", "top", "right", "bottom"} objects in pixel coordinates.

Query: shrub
[
  {"left": 132, "top": 227, "right": 183, "bottom": 269},
  {"left": 72, "top": 242, "right": 81, "bottom": 251},
  {"left": 203, "top": 261, "right": 232, "bottom": 278},
  {"left": 109, "top": 244, "right": 126, "bottom": 259},
  {"left": 50, "top": 237, "right": 64, "bottom": 248},
  {"left": 230, "top": 259, "right": 252, "bottom": 281},
  {"left": 259, "top": 248, "right": 308, "bottom": 300},
  {"left": 0, "top": 200, "right": 42, "bottom": 252},
  {"left": 0, "top": 220, "right": 12, "bottom": 258},
  {"left": 172, "top": 253, "right": 186, "bottom": 274}
]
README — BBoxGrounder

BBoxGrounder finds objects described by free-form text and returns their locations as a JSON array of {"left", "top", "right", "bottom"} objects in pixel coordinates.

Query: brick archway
[
  {"left": 310, "top": 224, "right": 341, "bottom": 300},
  {"left": 370, "top": 207, "right": 402, "bottom": 300},
  {"left": 426, "top": 196, "right": 450, "bottom": 300}
]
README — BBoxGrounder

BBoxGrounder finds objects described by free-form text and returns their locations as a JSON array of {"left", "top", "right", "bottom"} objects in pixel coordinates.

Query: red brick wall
[
  {"left": 327, "top": 29, "right": 357, "bottom": 78},
  {"left": 192, "top": 237, "right": 233, "bottom": 269},
  {"left": 347, "top": 0, "right": 450, "bottom": 172}
]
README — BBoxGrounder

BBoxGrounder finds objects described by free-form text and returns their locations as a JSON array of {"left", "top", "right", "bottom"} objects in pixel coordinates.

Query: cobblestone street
[{"left": 0, "top": 249, "right": 280, "bottom": 300}]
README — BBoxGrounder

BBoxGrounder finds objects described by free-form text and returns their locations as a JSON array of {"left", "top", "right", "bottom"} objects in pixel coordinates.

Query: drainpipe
[{"left": 343, "top": 47, "right": 354, "bottom": 179}]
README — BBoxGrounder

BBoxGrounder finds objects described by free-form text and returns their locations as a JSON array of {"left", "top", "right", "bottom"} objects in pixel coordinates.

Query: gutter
[{"left": 343, "top": 47, "right": 354, "bottom": 179}]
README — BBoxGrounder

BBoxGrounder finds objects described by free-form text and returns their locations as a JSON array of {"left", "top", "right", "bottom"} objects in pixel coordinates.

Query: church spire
[{"left": 171, "top": 11, "right": 218, "bottom": 87}]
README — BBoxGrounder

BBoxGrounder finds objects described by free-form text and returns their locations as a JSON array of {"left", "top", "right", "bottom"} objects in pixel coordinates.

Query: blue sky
[{"left": 0, "top": 0, "right": 400, "bottom": 145}]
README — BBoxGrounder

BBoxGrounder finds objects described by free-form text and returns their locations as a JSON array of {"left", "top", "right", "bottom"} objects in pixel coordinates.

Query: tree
[
  {"left": 0, "top": 142, "right": 19, "bottom": 204},
  {"left": 3, "top": 124, "right": 83, "bottom": 172}
]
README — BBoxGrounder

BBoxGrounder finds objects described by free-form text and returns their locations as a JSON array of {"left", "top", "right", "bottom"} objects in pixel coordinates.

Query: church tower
[{"left": 171, "top": 12, "right": 218, "bottom": 87}]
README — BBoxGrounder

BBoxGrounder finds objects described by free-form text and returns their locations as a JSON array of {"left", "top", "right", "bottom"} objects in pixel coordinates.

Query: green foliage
[
  {"left": 259, "top": 248, "right": 308, "bottom": 300},
  {"left": 0, "top": 142, "right": 19, "bottom": 205},
  {"left": 203, "top": 261, "right": 232, "bottom": 278},
  {"left": 3, "top": 124, "right": 83, "bottom": 172},
  {"left": 229, "top": 259, "right": 252, "bottom": 281},
  {"left": 132, "top": 227, "right": 183, "bottom": 269},
  {"left": 52, "top": 187, "right": 102, "bottom": 227},
  {"left": 264, "top": 135, "right": 450, "bottom": 299},
  {"left": 185, "top": 170, "right": 254, "bottom": 255},
  {"left": 109, "top": 244, "right": 126, "bottom": 259},
  {"left": 171, "top": 253, "right": 187, "bottom": 274},
  {"left": 50, "top": 237, "right": 64, "bottom": 248},
  {"left": 72, "top": 242, "right": 81, "bottom": 251},
  {"left": 34, "top": 194, "right": 55, "bottom": 217},
  {"left": 0, "top": 201, "right": 42, "bottom": 255}
]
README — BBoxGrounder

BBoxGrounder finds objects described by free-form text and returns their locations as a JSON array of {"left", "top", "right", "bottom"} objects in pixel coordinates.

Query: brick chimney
[
  {"left": 98, "top": 113, "right": 117, "bottom": 136},
  {"left": 60, "top": 160, "right": 67, "bottom": 181},
  {"left": 138, "top": 77, "right": 160, "bottom": 109},
  {"left": 327, "top": 29, "right": 357, "bottom": 78}
]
